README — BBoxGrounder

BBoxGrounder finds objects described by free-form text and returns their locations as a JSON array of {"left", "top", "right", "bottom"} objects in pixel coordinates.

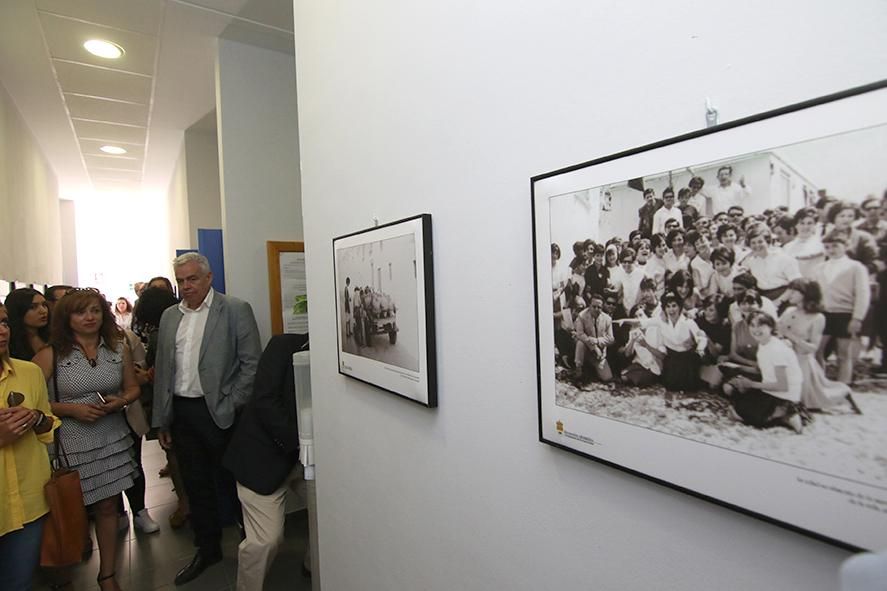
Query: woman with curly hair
[
  {"left": 33, "top": 289, "right": 140, "bottom": 591},
  {"left": 4, "top": 288, "right": 50, "bottom": 360}
]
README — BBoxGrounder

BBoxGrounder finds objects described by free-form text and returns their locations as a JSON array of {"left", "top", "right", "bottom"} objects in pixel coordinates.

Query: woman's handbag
[{"left": 40, "top": 348, "right": 88, "bottom": 568}]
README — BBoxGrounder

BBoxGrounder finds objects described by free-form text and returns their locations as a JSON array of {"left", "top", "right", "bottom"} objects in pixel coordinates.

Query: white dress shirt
[
  {"left": 652, "top": 205, "right": 684, "bottom": 235},
  {"left": 174, "top": 288, "right": 214, "bottom": 398}
]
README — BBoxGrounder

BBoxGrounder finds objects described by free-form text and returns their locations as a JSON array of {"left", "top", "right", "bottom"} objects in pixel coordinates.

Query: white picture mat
[
  {"left": 533, "top": 85, "right": 887, "bottom": 550},
  {"left": 334, "top": 217, "right": 432, "bottom": 405}
]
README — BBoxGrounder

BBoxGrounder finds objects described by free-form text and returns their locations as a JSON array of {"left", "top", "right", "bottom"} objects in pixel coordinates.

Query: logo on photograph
[{"left": 556, "top": 420, "right": 564, "bottom": 434}]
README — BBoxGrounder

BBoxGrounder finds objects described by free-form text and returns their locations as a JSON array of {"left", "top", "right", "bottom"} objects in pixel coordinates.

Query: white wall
[
  {"left": 184, "top": 125, "right": 222, "bottom": 245},
  {"left": 216, "top": 37, "right": 302, "bottom": 344},
  {"left": 166, "top": 139, "right": 191, "bottom": 256},
  {"left": 294, "top": 2, "right": 887, "bottom": 590},
  {"left": 0, "top": 82, "right": 62, "bottom": 285}
]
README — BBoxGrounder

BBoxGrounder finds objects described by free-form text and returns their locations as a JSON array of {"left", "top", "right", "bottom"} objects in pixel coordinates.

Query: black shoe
[{"left": 174, "top": 550, "right": 222, "bottom": 586}]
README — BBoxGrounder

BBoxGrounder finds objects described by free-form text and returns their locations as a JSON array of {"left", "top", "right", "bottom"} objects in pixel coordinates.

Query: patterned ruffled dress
[{"left": 50, "top": 342, "right": 136, "bottom": 505}]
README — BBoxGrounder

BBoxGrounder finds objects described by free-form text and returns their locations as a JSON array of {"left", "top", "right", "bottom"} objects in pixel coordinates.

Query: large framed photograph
[
  {"left": 334, "top": 214, "right": 437, "bottom": 407},
  {"left": 532, "top": 80, "right": 887, "bottom": 551}
]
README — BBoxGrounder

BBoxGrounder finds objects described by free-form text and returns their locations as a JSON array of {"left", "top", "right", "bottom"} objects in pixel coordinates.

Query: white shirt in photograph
[
  {"left": 707, "top": 269, "right": 737, "bottom": 297},
  {"left": 174, "top": 288, "right": 214, "bottom": 398},
  {"left": 663, "top": 251, "right": 690, "bottom": 275},
  {"left": 652, "top": 205, "right": 684, "bottom": 235},
  {"left": 755, "top": 338, "right": 802, "bottom": 403},
  {"left": 611, "top": 266, "right": 646, "bottom": 312},
  {"left": 644, "top": 256, "right": 668, "bottom": 295},
  {"left": 782, "top": 236, "right": 826, "bottom": 277},
  {"left": 690, "top": 257, "right": 714, "bottom": 293},
  {"left": 705, "top": 182, "right": 750, "bottom": 216},
  {"left": 740, "top": 249, "right": 801, "bottom": 291},
  {"left": 642, "top": 314, "right": 707, "bottom": 355}
]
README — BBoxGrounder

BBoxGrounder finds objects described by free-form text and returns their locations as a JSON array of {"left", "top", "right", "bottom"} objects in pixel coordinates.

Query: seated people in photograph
[
  {"left": 666, "top": 270, "right": 701, "bottom": 319},
  {"left": 696, "top": 294, "right": 731, "bottom": 389},
  {"left": 572, "top": 293, "right": 614, "bottom": 384},
  {"left": 816, "top": 230, "right": 871, "bottom": 386},
  {"left": 653, "top": 291, "right": 707, "bottom": 392},
  {"left": 725, "top": 289, "right": 765, "bottom": 380},
  {"left": 552, "top": 244, "right": 576, "bottom": 369},
  {"left": 727, "top": 273, "right": 778, "bottom": 324},
  {"left": 778, "top": 278, "right": 861, "bottom": 414},
  {"left": 726, "top": 311, "right": 804, "bottom": 433},
  {"left": 653, "top": 187, "right": 684, "bottom": 235}
]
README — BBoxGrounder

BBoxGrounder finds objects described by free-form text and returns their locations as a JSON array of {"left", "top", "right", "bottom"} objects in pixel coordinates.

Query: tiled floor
[{"left": 36, "top": 440, "right": 312, "bottom": 591}]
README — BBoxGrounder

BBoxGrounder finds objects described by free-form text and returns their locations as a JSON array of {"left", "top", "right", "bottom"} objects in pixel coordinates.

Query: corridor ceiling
[{"left": 0, "top": 0, "right": 294, "bottom": 197}]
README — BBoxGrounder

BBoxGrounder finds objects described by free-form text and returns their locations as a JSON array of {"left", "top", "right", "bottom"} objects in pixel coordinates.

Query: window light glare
[
  {"left": 99, "top": 145, "right": 127, "bottom": 155},
  {"left": 84, "top": 39, "right": 124, "bottom": 59}
]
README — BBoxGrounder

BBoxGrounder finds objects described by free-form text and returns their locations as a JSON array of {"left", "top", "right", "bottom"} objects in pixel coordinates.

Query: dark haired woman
[
  {"left": 33, "top": 290, "right": 140, "bottom": 591},
  {"left": 113, "top": 297, "right": 133, "bottom": 330},
  {"left": 655, "top": 291, "right": 707, "bottom": 391},
  {"left": 133, "top": 287, "right": 192, "bottom": 529},
  {"left": 729, "top": 311, "right": 804, "bottom": 433},
  {"left": 779, "top": 279, "right": 861, "bottom": 413},
  {"left": 4, "top": 288, "right": 50, "bottom": 360},
  {"left": 696, "top": 294, "right": 731, "bottom": 389},
  {"left": 725, "top": 289, "right": 764, "bottom": 383},
  {"left": 783, "top": 208, "right": 826, "bottom": 277},
  {"left": 666, "top": 269, "right": 701, "bottom": 319}
]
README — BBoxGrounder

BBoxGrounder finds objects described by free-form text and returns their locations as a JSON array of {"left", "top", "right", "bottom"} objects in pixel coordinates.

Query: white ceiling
[{"left": 0, "top": 0, "right": 294, "bottom": 198}]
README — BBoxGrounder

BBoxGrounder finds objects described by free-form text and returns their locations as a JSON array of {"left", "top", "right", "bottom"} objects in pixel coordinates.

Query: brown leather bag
[{"left": 40, "top": 348, "right": 88, "bottom": 568}]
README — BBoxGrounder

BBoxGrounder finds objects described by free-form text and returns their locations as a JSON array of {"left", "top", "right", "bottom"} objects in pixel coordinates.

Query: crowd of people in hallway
[
  {"left": 1, "top": 253, "right": 308, "bottom": 591},
  {"left": 553, "top": 175, "right": 887, "bottom": 434}
]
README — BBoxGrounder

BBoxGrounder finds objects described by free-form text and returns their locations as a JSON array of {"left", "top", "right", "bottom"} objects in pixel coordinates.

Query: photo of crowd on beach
[{"left": 548, "top": 124, "right": 887, "bottom": 488}]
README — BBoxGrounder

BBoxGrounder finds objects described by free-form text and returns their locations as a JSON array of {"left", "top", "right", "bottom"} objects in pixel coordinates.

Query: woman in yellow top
[{"left": 0, "top": 304, "right": 60, "bottom": 590}]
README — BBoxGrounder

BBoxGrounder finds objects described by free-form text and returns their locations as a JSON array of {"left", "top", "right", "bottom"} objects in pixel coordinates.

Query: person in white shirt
[
  {"left": 727, "top": 311, "right": 804, "bottom": 433},
  {"left": 648, "top": 291, "right": 707, "bottom": 391},
  {"left": 686, "top": 230, "right": 715, "bottom": 296},
  {"left": 739, "top": 223, "right": 801, "bottom": 304},
  {"left": 783, "top": 208, "right": 826, "bottom": 277},
  {"left": 644, "top": 234, "right": 669, "bottom": 297},
  {"left": 652, "top": 187, "right": 684, "bottom": 236},
  {"left": 610, "top": 248, "right": 646, "bottom": 314},
  {"left": 716, "top": 222, "right": 748, "bottom": 263},
  {"left": 663, "top": 229, "right": 690, "bottom": 275},
  {"left": 152, "top": 253, "right": 262, "bottom": 586},
  {"left": 707, "top": 246, "right": 737, "bottom": 298},
  {"left": 700, "top": 165, "right": 751, "bottom": 217}
]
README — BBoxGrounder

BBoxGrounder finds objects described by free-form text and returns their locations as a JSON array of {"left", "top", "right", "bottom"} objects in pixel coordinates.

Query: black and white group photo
[
  {"left": 336, "top": 233, "right": 420, "bottom": 373},
  {"left": 548, "top": 123, "right": 887, "bottom": 489}
]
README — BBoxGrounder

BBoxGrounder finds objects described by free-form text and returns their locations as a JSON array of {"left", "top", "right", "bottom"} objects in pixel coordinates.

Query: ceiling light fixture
[
  {"left": 99, "top": 145, "right": 127, "bottom": 155},
  {"left": 83, "top": 39, "right": 125, "bottom": 59}
]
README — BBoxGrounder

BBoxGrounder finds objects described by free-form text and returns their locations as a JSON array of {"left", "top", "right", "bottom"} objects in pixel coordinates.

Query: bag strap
[{"left": 50, "top": 347, "right": 71, "bottom": 470}]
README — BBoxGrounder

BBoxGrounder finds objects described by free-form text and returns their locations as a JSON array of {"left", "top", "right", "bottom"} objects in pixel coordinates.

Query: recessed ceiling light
[
  {"left": 83, "top": 39, "right": 125, "bottom": 59},
  {"left": 99, "top": 145, "right": 127, "bottom": 155}
]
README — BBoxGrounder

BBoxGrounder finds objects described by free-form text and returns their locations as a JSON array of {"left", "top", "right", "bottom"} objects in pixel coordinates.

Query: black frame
[
  {"left": 333, "top": 213, "right": 437, "bottom": 408},
  {"left": 531, "top": 79, "right": 887, "bottom": 552}
]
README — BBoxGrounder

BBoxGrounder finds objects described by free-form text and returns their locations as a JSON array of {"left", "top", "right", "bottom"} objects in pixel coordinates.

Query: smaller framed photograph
[{"left": 333, "top": 214, "right": 437, "bottom": 407}]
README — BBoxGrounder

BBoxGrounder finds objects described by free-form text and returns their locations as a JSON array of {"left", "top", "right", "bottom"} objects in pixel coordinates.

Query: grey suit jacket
[{"left": 152, "top": 291, "right": 262, "bottom": 430}]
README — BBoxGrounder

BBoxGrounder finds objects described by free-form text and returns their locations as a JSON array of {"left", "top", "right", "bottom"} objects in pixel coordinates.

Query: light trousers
[{"left": 236, "top": 464, "right": 309, "bottom": 591}]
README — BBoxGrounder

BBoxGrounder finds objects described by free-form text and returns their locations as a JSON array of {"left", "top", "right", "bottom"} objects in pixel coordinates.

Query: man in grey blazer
[{"left": 152, "top": 252, "right": 262, "bottom": 586}]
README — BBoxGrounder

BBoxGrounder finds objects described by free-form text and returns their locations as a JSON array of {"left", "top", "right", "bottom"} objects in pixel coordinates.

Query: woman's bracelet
[{"left": 32, "top": 411, "right": 46, "bottom": 429}]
